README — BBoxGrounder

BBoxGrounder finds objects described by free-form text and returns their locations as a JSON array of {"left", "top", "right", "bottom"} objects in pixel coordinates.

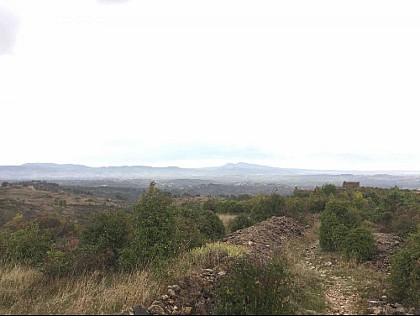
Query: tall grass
[{"left": 0, "top": 242, "right": 248, "bottom": 315}]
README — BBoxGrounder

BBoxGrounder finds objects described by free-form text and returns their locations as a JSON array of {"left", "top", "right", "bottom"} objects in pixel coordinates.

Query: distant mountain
[{"left": 0, "top": 162, "right": 419, "bottom": 182}]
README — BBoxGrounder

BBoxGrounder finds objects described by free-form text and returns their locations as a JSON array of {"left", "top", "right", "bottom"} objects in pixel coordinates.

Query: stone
[
  {"left": 369, "top": 300, "right": 382, "bottom": 308},
  {"left": 148, "top": 305, "right": 165, "bottom": 315},
  {"left": 381, "top": 295, "right": 387, "bottom": 301},
  {"left": 172, "top": 285, "right": 181, "bottom": 292},
  {"left": 183, "top": 306, "right": 193, "bottom": 315},
  {"left": 134, "top": 304, "right": 149, "bottom": 315},
  {"left": 161, "top": 294, "right": 169, "bottom": 300},
  {"left": 168, "top": 289, "right": 176, "bottom": 298},
  {"left": 325, "top": 261, "right": 333, "bottom": 267}
]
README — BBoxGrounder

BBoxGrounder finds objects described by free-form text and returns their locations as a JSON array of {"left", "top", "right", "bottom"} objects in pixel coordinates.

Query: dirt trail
[{"left": 303, "top": 240, "right": 360, "bottom": 315}]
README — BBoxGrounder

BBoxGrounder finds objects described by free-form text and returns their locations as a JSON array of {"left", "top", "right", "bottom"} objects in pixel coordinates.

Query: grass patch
[
  {"left": 0, "top": 242, "right": 249, "bottom": 315},
  {"left": 217, "top": 214, "right": 237, "bottom": 231}
]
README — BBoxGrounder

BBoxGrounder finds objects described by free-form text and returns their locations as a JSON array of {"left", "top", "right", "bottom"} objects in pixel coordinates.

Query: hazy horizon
[
  {"left": 2, "top": 160, "right": 420, "bottom": 173},
  {"left": 1, "top": 1, "right": 419, "bottom": 171}
]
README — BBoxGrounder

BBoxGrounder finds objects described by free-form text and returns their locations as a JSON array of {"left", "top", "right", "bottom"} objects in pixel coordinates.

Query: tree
[
  {"left": 321, "top": 183, "right": 337, "bottom": 196},
  {"left": 120, "top": 182, "right": 178, "bottom": 269}
]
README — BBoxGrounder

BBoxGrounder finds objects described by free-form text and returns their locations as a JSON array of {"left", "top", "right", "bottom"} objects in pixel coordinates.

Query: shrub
[
  {"left": 319, "top": 210, "right": 342, "bottom": 252},
  {"left": 307, "top": 193, "right": 327, "bottom": 213},
  {"left": 198, "top": 210, "right": 226, "bottom": 241},
  {"left": 228, "top": 214, "right": 254, "bottom": 233},
  {"left": 390, "top": 227, "right": 420, "bottom": 307},
  {"left": 119, "top": 182, "right": 178, "bottom": 269},
  {"left": 77, "top": 210, "right": 130, "bottom": 270},
  {"left": 43, "top": 247, "right": 69, "bottom": 276},
  {"left": 216, "top": 200, "right": 245, "bottom": 214},
  {"left": 391, "top": 213, "right": 419, "bottom": 238},
  {"left": 342, "top": 227, "right": 377, "bottom": 262},
  {"left": 321, "top": 183, "right": 337, "bottom": 196},
  {"left": 325, "top": 200, "right": 361, "bottom": 228},
  {"left": 5, "top": 222, "right": 52, "bottom": 266},
  {"left": 250, "top": 194, "right": 286, "bottom": 223},
  {"left": 175, "top": 208, "right": 207, "bottom": 252},
  {"left": 215, "top": 257, "right": 293, "bottom": 315}
]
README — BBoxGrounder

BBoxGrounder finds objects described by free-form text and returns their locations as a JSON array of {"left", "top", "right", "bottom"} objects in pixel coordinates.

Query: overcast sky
[{"left": 0, "top": 0, "right": 419, "bottom": 170}]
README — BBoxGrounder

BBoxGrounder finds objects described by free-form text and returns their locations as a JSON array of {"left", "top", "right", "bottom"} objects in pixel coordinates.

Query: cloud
[{"left": 0, "top": 6, "right": 19, "bottom": 55}]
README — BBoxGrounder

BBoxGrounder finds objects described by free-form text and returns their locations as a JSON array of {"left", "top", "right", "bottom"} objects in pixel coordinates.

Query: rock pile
[
  {"left": 222, "top": 216, "right": 305, "bottom": 261},
  {"left": 370, "top": 233, "right": 404, "bottom": 272},
  {"left": 125, "top": 216, "right": 305, "bottom": 315},
  {"left": 367, "top": 298, "right": 420, "bottom": 315}
]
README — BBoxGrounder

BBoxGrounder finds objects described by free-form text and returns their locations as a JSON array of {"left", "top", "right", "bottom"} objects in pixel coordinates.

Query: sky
[{"left": 0, "top": 0, "right": 419, "bottom": 170}]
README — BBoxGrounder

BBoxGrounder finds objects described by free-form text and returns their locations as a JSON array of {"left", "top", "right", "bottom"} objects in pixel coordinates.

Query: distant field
[{"left": 0, "top": 185, "right": 131, "bottom": 225}]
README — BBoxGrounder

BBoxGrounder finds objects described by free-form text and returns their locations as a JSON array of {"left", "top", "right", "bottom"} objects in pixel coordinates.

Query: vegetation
[
  {"left": 0, "top": 181, "right": 420, "bottom": 314},
  {"left": 390, "top": 226, "right": 420, "bottom": 307},
  {"left": 215, "top": 257, "right": 294, "bottom": 315}
]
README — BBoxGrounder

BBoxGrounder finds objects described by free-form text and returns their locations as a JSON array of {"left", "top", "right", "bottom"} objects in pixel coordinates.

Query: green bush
[
  {"left": 198, "top": 210, "right": 226, "bottom": 241},
  {"left": 321, "top": 183, "right": 337, "bottom": 196},
  {"left": 319, "top": 210, "right": 343, "bottom": 252},
  {"left": 43, "top": 247, "right": 69, "bottom": 276},
  {"left": 175, "top": 208, "right": 207, "bottom": 252},
  {"left": 228, "top": 214, "right": 254, "bottom": 233},
  {"left": 77, "top": 210, "right": 130, "bottom": 270},
  {"left": 325, "top": 200, "right": 361, "bottom": 228},
  {"left": 5, "top": 222, "right": 52, "bottom": 266},
  {"left": 250, "top": 194, "right": 286, "bottom": 223},
  {"left": 391, "top": 213, "right": 419, "bottom": 238},
  {"left": 215, "top": 257, "right": 293, "bottom": 315},
  {"left": 390, "top": 227, "right": 420, "bottom": 307},
  {"left": 342, "top": 227, "right": 377, "bottom": 262},
  {"left": 119, "top": 182, "right": 178, "bottom": 269},
  {"left": 320, "top": 200, "right": 372, "bottom": 263}
]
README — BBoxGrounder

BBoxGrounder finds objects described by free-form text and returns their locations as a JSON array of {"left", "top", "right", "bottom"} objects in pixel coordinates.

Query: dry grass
[
  {"left": 0, "top": 243, "right": 248, "bottom": 315},
  {"left": 280, "top": 227, "right": 326, "bottom": 314},
  {"left": 0, "top": 266, "right": 164, "bottom": 315},
  {"left": 217, "top": 214, "right": 237, "bottom": 230}
]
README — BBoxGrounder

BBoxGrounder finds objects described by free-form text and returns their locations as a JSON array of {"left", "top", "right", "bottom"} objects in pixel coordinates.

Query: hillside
[
  {"left": 0, "top": 183, "right": 419, "bottom": 315},
  {"left": 0, "top": 184, "right": 130, "bottom": 225}
]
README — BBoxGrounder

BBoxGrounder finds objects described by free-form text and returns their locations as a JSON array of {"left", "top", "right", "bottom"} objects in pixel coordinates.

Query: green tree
[
  {"left": 120, "top": 182, "right": 178, "bottom": 269},
  {"left": 321, "top": 183, "right": 337, "bottom": 196}
]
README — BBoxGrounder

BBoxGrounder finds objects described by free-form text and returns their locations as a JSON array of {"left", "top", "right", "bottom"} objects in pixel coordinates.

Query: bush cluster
[
  {"left": 320, "top": 200, "right": 376, "bottom": 262},
  {"left": 390, "top": 227, "right": 420, "bottom": 307},
  {"left": 215, "top": 257, "right": 293, "bottom": 315}
]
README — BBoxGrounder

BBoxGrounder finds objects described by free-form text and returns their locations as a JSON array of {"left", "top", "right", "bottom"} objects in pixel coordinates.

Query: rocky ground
[
  {"left": 124, "top": 216, "right": 305, "bottom": 315},
  {"left": 124, "top": 217, "right": 418, "bottom": 315}
]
